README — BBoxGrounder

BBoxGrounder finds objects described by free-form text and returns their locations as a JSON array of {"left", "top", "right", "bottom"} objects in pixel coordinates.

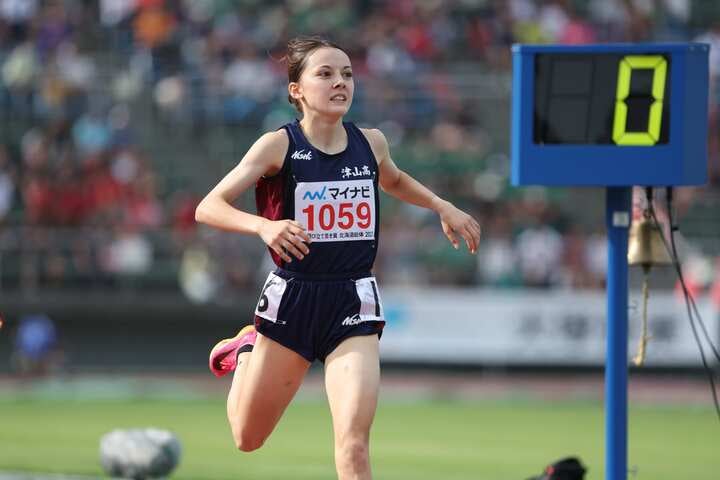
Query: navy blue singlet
[{"left": 255, "top": 120, "right": 380, "bottom": 275}]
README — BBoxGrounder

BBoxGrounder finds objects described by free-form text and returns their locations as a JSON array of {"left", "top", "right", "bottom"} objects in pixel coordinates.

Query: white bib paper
[{"left": 294, "top": 179, "right": 376, "bottom": 242}]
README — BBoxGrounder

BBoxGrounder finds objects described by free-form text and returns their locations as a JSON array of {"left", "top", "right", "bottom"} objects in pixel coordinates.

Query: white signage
[{"left": 379, "top": 289, "right": 718, "bottom": 367}]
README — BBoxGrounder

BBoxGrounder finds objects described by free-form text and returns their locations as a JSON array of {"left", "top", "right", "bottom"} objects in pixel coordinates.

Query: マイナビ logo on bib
[{"left": 291, "top": 150, "right": 313, "bottom": 160}]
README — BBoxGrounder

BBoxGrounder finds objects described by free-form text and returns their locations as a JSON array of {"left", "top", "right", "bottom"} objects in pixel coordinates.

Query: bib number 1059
[
  {"left": 302, "top": 202, "right": 372, "bottom": 231},
  {"left": 295, "top": 179, "right": 376, "bottom": 242}
]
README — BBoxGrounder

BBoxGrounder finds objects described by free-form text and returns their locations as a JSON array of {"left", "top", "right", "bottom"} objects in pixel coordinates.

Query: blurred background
[{"left": 0, "top": 1, "right": 719, "bottom": 479}]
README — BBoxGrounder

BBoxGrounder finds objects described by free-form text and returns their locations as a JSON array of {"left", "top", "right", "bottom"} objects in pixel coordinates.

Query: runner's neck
[{"left": 299, "top": 117, "right": 347, "bottom": 155}]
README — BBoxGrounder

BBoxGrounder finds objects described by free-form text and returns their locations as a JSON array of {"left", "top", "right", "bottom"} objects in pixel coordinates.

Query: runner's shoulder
[
  {"left": 358, "top": 128, "right": 389, "bottom": 164},
  {"left": 250, "top": 129, "right": 289, "bottom": 174},
  {"left": 255, "top": 129, "right": 290, "bottom": 154}
]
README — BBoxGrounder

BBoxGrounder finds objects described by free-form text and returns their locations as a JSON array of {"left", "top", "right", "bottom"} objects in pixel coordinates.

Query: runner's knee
[
  {"left": 228, "top": 416, "right": 267, "bottom": 452},
  {"left": 232, "top": 428, "right": 266, "bottom": 452}
]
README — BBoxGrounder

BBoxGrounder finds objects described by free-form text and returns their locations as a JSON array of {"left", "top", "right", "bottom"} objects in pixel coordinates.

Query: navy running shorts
[{"left": 253, "top": 268, "right": 385, "bottom": 363}]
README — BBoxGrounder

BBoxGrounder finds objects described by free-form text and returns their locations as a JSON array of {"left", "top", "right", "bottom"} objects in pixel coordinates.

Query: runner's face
[{"left": 292, "top": 47, "right": 354, "bottom": 117}]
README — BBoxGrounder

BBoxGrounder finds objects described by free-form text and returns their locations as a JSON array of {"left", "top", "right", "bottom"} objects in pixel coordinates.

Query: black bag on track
[{"left": 527, "top": 456, "right": 587, "bottom": 480}]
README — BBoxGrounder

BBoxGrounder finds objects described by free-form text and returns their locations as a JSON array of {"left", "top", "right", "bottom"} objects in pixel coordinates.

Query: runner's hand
[
  {"left": 258, "top": 219, "right": 311, "bottom": 263},
  {"left": 438, "top": 202, "right": 481, "bottom": 254}
]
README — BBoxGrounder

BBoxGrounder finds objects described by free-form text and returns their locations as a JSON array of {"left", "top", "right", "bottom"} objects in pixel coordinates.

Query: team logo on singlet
[
  {"left": 342, "top": 314, "right": 364, "bottom": 326},
  {"left": 291, "top": 150, "right": 313, "bottom": 160},
  {"left": 341, "top": 165, "right": 372, "bottom": 178}
]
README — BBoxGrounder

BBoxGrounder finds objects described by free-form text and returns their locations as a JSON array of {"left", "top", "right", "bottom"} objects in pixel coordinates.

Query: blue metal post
[{"left": 605, "top": 186, "right": 632, "bottom": 480}]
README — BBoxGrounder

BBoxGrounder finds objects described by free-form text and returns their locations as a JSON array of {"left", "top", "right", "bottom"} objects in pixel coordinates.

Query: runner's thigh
[
  {"left": 324, "top": 335, "right": 380, "bottom": 437},
  {"left": 234, "top": 333, "right": 311, "bottom": 438}
]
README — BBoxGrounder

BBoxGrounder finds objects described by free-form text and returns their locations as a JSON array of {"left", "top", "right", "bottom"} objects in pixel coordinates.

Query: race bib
[{"left": 294, "top": 179, "right": 376, "bottom": 242}]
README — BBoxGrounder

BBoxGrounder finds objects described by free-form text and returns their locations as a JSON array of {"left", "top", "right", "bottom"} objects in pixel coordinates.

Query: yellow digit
[{"left": 612, "top": 55, "right": 667, "bottom": 146}]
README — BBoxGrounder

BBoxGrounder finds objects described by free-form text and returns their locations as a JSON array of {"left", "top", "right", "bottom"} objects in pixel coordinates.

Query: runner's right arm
[{"left": 195, "top": 130, "right": 310, "bottom": 263}]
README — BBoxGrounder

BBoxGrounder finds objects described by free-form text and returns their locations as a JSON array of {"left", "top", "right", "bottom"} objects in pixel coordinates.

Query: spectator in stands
[
  {"left": 514, "top": 194, "right": 564, "bottom": 288},
  {"left": 476, "top": 208, "right": 520, "bottom": 288},
  {"left": 222, "top": 45, "right": 279, "bottom": 123},
  {"left": 696, "top": 20, "right": 720, "bottom": 182},
  {"left": 11, "top": 313, "right": 63, "bottom": 377},
  {"left": 132, "top": 0, "right": 180, "bottom": 81},
  {"left": 124, "top": 168, "right": 164, "bottom": 229},
  {"left": 1, "top": 39, "right": 37, "bottom": 117},
  {"left": 35, "top": 0, "right": 73, "bottom": 60},
  {"left": 0, "top": 0, "right": 37, "bottom": 46},
  {"left": 102, "top": 222, "right": 154, "bottom": 276},
  {"left": 560, "top": 5, "right": 597, "bottom": 44},
  {"left": 710, "top": 257, "right": 720, "bottom": 312},
  {"left": 584, "top": 229, "right": 608, "bottom": 288},
  {"left": 560, "top": 225, "right": 595, "bottom": 288},
  {"left": 0, "top": 144, "right": 16, "bottom": 223}
]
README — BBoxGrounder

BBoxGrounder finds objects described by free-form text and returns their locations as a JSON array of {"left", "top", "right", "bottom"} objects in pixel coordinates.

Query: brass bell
[{"left": 627, "top": 215, "right": 672, "bottom": 269}]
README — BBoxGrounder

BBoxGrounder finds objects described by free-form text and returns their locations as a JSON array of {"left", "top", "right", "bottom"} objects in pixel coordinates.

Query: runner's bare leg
[{"left": 226, "top": 332, "right": 311, "bottom": 451}]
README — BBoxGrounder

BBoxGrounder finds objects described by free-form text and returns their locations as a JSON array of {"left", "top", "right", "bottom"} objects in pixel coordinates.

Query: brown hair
[{"left": 286, "top": 36, "right": 345, "bottom": 113}]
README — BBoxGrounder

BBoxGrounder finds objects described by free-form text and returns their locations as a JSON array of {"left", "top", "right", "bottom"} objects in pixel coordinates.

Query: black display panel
[{"left": 533, "top": 54, "right": 670, "bottom": 145}]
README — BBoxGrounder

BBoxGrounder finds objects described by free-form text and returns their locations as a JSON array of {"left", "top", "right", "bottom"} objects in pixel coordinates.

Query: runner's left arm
[{"left": 363, "top": 128, "right": 481, "bottom": 254}]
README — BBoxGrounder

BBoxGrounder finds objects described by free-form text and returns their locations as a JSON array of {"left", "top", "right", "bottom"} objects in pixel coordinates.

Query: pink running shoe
[{"left": 208, "top": 325, "right": 257, "bottom": 377}]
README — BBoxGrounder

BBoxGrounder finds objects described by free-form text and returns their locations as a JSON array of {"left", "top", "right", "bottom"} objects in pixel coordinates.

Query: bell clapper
[{"left": 632, "top": 264, "right": 651, "bottom": 366}]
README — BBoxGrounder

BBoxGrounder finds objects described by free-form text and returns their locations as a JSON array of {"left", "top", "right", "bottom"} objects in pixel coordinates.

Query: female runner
[{"left": 196, "top": 36, "right": 481, "bottom": 480}]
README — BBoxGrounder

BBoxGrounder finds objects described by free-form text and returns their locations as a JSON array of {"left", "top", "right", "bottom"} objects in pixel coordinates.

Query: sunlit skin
[{"left": 290, "top": 47, "right": 355, "bottom": 119}]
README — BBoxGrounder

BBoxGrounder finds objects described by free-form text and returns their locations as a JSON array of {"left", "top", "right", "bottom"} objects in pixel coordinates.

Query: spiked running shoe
[{"left": 209, "top": 325, "right": 257, "bottom": 377}]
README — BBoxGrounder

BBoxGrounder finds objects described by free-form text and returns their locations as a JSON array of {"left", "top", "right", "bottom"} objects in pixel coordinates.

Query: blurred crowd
[{"left": 1, "top": 0, "right": 720, "bottom": 299}]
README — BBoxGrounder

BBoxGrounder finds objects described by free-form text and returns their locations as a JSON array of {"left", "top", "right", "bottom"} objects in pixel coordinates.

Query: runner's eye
[{"left": 343, "top": 71, "right": 353, "bottom": 79}]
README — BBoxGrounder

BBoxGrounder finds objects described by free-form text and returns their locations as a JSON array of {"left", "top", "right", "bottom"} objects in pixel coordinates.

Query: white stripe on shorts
[
  {"left": 254, "top": 272, "right": 287, "bottom": 324},
  {"left": 354, "top": 277, "right": 384, "bottom": 322}
]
